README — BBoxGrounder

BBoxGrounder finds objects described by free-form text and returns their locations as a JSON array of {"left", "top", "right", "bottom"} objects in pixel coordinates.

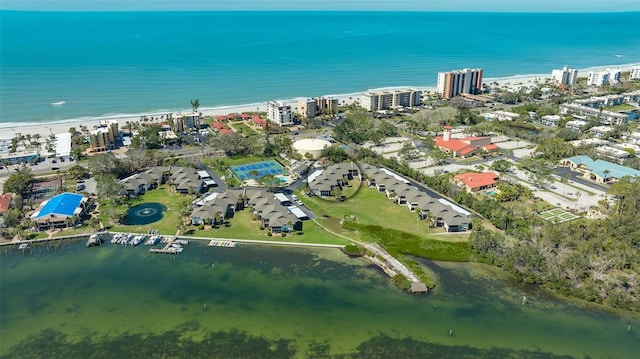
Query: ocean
[{"left": 1, "top": 11, "right": 639, "bottom": 127}]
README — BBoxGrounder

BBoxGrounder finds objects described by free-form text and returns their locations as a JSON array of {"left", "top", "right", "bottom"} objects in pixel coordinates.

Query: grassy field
[
  {"left": 605, "top": 103, "right": 635, "bottom": 111},
  {"left": 105, "top": 186, "right": 194, "bottom": 236},
  {"left": 190, "top": 210, "right": 349, "bottom": 245},
  {"left": 300, "top": 186, "right": 436, "bottom": 236},
  {"left": 228, "top": 121, "right": 258, "bottom": 136}
]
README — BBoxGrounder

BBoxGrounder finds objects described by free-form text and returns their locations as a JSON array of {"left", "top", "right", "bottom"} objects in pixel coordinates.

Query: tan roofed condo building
[
  {"left": 173, "top": 111, "right": 202, "bottom": 133},
  {"left": 436, "top": 68, "right": 483, "bottom": 100},
  {"left": 359, "top": 88, "right": 421, "bottom": 111},
  {"left": 298, "top": 97, "right": 339, "bottom": 118},
  {"left": 89, "top": 120, "right": 119, "bottom": 152}
]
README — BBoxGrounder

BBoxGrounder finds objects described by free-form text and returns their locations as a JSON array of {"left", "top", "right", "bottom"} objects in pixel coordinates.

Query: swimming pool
[
  {"left": 486, "top": 190, "right": 498, "bottom": 196},
  {"left": 230, "top": 160, "right": 285, "bottom": 180}
]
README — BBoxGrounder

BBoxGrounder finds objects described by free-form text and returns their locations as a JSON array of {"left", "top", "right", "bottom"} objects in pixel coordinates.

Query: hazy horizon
[{"left": 2, "top": 0, "right": 639, "bottom": 12}]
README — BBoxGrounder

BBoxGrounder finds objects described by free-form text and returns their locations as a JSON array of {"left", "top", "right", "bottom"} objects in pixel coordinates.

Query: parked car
[{"left": 76, "top": 184, "right": 86, "bottom": 191}]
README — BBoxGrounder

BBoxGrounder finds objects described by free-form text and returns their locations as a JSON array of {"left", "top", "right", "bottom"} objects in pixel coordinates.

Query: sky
[{"left": 1, "top": 0, "right": 639, "bottom": 12}]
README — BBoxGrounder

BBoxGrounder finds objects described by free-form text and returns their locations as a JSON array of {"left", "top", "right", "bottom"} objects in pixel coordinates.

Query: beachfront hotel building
[
  {"left": 551, "top": 65, "right": 578, "bottom": 86},
  {"left": 173, "top": 111, "right": 202, "bottom": 133},
  {"left": 89, "top": 120, "right": 119, "bottom": 152},
  {"left": 267, "top": 101, "right": 293, "bottom": 126},
  {"left": 630, "top": 67, "right": 640, "bottom": 80},
  {"left": 298, "top": 97, "right": 339, "bottom": 118},
  {"left": 587, "top": 69, "right": 621, "bottom": 86},
  {"left": 436, "top": 68, "right": 483, "bottom": 100},
  {"left": 359, "top": 89, "right": 422, "bottom": 111}
]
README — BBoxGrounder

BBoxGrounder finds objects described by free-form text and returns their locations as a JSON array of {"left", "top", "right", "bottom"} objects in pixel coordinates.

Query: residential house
[
  {"left": 0, "top": 193, "right": 12, "bottom": 227},
  {"left": 453, "top": 172, "right": 500, "bottom": 192},
  {"left": 589, "top": 126, "right": 613, "bottom": 138},
  {"left": 434, "top": 126, "right": 499, "bottom": 158},
  {"left": 539, "top": 115, "right": 562, "bottom": 127},
  {"left": 565, "top": 119, "right": 588, "bottom": 132}
]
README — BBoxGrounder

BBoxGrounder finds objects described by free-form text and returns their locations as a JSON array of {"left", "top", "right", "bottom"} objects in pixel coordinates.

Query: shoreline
[
  {"left": 1, "top": 62, "right": 638, "bottom": 140},
  {"left": 0, "top": 232, "right": 346, "bottom": 249}
]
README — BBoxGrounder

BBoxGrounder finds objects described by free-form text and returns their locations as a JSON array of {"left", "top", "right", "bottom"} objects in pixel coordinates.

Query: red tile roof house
[
  {"left": 453, "top": 172, "right": 500, "bottom": 192},
  {"left": 252, "top": 115, "right": 267, "bottom": 127},
  {"left": 434, "top": 126, "right": 499, "bottom": 158},
  {"left": 0, "top": 193, "right": 13, "bottom": 218}
]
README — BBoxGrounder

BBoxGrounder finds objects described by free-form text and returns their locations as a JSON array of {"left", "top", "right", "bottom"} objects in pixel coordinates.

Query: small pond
[{"left": 123, "top": 202, "right": 165, "bottom": 225}]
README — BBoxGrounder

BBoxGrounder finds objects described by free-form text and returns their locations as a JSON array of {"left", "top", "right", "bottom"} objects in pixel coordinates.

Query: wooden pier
[
  {"left": 208, "top": 240, "right": 238, "bottom": 248},
  {"left": 150, "top": 237, "right": 183, "bottom": 254}
]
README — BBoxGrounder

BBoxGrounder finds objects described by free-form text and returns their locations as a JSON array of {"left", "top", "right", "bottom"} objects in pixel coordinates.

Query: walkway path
[{"left": 312, "top": 219, "right": 421, "bottom": 283}]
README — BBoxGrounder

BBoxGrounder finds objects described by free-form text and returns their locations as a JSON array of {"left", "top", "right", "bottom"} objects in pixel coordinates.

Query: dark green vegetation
[
  {"left": 342, "top": 222, "right": 474, "bottom": 288},
  {"left": 2, "top": 327, "right": 579, "bottom": 359},
  {"left": 332, "top": 109, "right": 398, "bottom": 145},
  {"left": 352, "top": 147, "right": 639, "bottom": 311},
  {"left": 471, "top": 177, "right": 640, "bottom": 312},
  {"left": 343, "top": 222, "right": 473, "bottom": 262}
]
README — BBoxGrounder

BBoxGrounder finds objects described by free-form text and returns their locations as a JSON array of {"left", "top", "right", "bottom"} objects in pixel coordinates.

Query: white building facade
[
  {"left": 587, "top": 69, "right": 620, "bottom": 86},
  {"left": 359, "top": 89, "right": 421, "bottom": 111},
  {"left": 267, "top": 101, "right": 293, "bottom": 126},
  {"left": 552, "top": 65, "right": 578, "bottom": 86},
  {"left": 436, "top": 68, "right": 483, "bottom": 99},
  {"left": 630, "top": 67, "right": 640, "bottom": 80}
]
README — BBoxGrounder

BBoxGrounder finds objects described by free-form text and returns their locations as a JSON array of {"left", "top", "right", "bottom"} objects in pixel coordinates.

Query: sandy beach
[{"left": 1, "top": 62, "right": 638, "bottom": 141}]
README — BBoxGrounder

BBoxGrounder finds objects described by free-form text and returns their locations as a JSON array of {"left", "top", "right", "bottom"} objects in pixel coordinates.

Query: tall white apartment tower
[
  {"left": 267, "top": 101, "right": 293, "bottom": 126},
  {"left": 629, "top": 67, "right": 640, "bottom": 80},
  {"left": 551, "top": 65, "right": 579, "bottom": 86},
  {"left": 436, "top": 68, "right": 483, "bottom": 99}
]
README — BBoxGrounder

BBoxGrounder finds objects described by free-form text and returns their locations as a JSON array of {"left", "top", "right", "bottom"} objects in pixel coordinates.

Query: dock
[
  {"left": 150, "top": 237, "right": 184, "bottom": 254},
  {"left": 208, "top": 240, "right": 238, "bottom": 248}
]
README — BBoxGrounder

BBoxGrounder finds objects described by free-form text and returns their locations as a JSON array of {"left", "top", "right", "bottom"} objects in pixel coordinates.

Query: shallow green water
[{"left": 1, "top": 239, "right": 638, "bottom": 358}]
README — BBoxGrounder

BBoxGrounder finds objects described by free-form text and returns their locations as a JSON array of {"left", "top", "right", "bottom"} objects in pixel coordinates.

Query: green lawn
[
  {"left": 605, "top": 103, "right": 635, "bottom": 112},
  {"left": 229, "top": 121, "right": 257, "bottom": 136},
  {"left": 300, "top": 186, "right": 436, "bottom": 236},
  {"left": 190, "top": 210, "right": 349, "bottom": 245},
  {"left": 105, "top": 186, "right": 194, "bottom": 236}
]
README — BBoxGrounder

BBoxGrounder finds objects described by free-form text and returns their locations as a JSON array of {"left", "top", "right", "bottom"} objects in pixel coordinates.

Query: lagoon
[{"left": 1, "top": 238, "right": 637, "bottom": 358}]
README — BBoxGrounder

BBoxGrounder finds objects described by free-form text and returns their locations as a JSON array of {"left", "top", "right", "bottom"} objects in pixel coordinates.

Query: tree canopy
[{"left": 2, "top": 167, "right": 34, "bottom": 196}]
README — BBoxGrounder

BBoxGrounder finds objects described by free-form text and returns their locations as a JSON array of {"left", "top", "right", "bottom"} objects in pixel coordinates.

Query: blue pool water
[{"left": 486, "top": 190, "right": 498, "bottom": 196}]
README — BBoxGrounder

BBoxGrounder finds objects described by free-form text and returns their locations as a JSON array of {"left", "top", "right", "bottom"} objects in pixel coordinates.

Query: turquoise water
[
  {"left": 1, "top": 11, "right": 639, "bottom": 125},
  {"left": 1, "top": 238, "right": 638, "bottom": 358},
  {"left": 486, "top": 190, "right": 498, "bottom": 196}
]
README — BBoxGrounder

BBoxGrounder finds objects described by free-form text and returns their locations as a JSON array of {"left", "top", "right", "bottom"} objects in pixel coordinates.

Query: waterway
[{"left": 1, "top": 238, "right": 637, "bottom": 358}]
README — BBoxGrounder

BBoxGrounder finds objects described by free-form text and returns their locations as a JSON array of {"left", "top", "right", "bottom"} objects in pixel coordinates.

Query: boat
[
  {"left": 18, "top": 243, "right": 29, "bottom": 250},
  {"left": 111, "top": 234, "right": 122, "bottom": 244},
  {"left": 51, "top": 101, "right": 66, "bottom": 106},
  {"left": 86, "top": 234, "right": 102, "bottom": 247}
]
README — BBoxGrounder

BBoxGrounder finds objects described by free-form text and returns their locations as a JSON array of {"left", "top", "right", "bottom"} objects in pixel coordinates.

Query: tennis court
[
  {"left": 31, "top": 178, "right": 62, "bottom": 202},
  {"left": 230, "top": 160, "right": 285, "bottom": 180},
  {"left": 538, "top": 208, "right": 579, "bottom": 224}
]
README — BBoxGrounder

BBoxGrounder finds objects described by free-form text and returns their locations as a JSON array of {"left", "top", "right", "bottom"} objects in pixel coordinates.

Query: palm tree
[{"left": 190, "top": 99, "right": 200, "bottom": 112}]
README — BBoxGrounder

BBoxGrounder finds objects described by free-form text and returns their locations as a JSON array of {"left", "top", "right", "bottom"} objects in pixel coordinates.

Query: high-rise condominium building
[
  {"left": 552, "top": 65, "right": 579, "bottom": 86},
  {"left": 587, "top": 69, "right": 620, "bottom": 86},
  {"left": 436, "top": 68, "right": 483, "bottom": 99},
  {"left": 359, "top": 89, "right": 422, "bottom": 111},
  {"left": 89, "top": 120, "right": 119, "bottom": 152},
  {"left": 173, "top": 111, "right": 202, "bottom": 133},
  {"left": 629, "top": 67, "right": 640, "bottom": 80},
  {"left": 298, "top": 97, "right": 339, "bottom": 118},
  {"left": 267, "top": 101, "right": 293, "bottom": 126}
]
